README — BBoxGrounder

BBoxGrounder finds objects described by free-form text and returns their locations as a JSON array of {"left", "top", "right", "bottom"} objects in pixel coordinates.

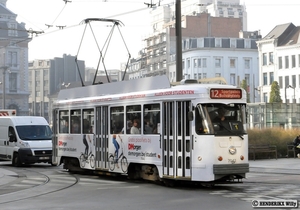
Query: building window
[
  {"left": 203, "top": 73, "right": 207, "bottom": 78},
  {"left": 285, "top": 56, "right": 289, "bottom": 69},
  {"left": 197, "top": 58, "right": 201, "bottom": 67},
  {"left": 285, "top": 75, "right": 289, "bottom": 87},
  {"left": 278, "top": 57, "right": 282, "bottom": 69},
  {"left": 9, "top": 73, "right": 17, "bottom": 92},
  {"left": 263, "top": 53, "right": 267, "bottom": 66},
  {"left": 215, "top": 38, "right": 221, "bottom": 47},
  {"left": 215, "top": 73, "right": 221, "bottom": 77},
  {"left": 270, "top": 72, "right": 274, "bottom": 84},
  {"left": 215, "top": 58, "right": 221, "bottom": 68},
  {"left": 245, "top": 39, "right": 251, "bottom": 48},
  {"left": 202, "top": 58, "right": 207, "bottom": 68},
  {"left": 263, "top": 93, "right": 267, "bottom": 102},
  {"left": 197, "top": 38, "right": 204, "bottom": 48},
  {"left": 292, "top": 75, "right": 296, "bottom": 87},
  {"left": 8, "top": 23, "right": 17, "bottom": 37},
  {"left": 182, "top": 60, "right": 185, "bottom": 70},
  {"left": 245, "top": 74, "right": 250, "bottom": 85},
  {"left": 269, "top": 52, "right": 273, "bottom": 64},
  {"left": 230, "top": 39, "right": 236, "bottom": 48},
  {"left": 187, "top": 59, "right": 190, "bottom": 69},
  {"left": 279, "top": 76, "right": 283, "bottom": 88},
  {"left": 7, "top": 51, "right": 18, "bottom": 68},
  {"left": 230, "top": 59, "right": 236, "bottom": 68},
  {"left": 244, "top": 59, "right": 250, "bottom": 69},
  {"left": 193, "top": 59, "right": 197, "bottom": 68},
  {"left": 292, "top": 55, "right": 296, "bottom": 68},
  {"left": 263, "top": 73, "right": 267, "bottom": 85}
]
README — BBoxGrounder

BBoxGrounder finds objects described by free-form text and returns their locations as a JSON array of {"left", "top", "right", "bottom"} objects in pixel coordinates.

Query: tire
[
  {"left": 12, "top": 153, "right": 21, "bottom": 167},
  {"left": 89, "top": 154, "right": 95, "bottom": 168},
  {"left": 108, "top": 154, "right": 115, "bottom": 171},
  {"left": 120, "top": 156, "right": 128, "bottom": 173},
  {"left": 79, "top": 153, "right": 86, "bottom": 168}
]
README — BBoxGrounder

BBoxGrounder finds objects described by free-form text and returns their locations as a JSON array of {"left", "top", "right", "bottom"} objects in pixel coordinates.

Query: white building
[
  {"left": 127, "top": 0, "right": 252, "bottom": 86},
  {"left": 169, "top": 35, "right": 259, "bottom": 102},
  {"left": 256, "top": 23, "right": 300, "bottom": 103}
]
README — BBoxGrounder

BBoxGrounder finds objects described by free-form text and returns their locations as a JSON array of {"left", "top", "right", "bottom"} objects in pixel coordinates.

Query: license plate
[{"left": 39, "top": 157, "right": 50, "bottom": 160}]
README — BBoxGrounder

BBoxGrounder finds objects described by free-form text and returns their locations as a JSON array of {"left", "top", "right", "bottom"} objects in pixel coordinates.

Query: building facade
[
  {"left": 256, "top": 23, "right": 300, "bottom": 103},
  {"left": 29, "top": 54, "right": 84, "bottom": 124},
  {"left": 0, "top": 0, "right": 30, "bottom": 115},
  {"left": 168, "top": 35, "right": 259, "bottom": 102},
  {"left": 126, "top": 0, "right": 250, "bottom": 84}
]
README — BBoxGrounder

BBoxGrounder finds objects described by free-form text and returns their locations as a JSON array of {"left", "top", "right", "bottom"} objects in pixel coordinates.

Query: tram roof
[{"left": 57, "top": 75, "right": 171, "bottom": 101}]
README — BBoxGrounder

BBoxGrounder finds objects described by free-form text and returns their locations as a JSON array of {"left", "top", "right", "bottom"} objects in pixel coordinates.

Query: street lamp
[
  {"left": 254, "top": 87, "right": 261, "bottom": 102},
  {"left": 285, "top": 86, "right": 288, "bottom": 103},
  {"left": 175, "top": 0, "right": 182, "bottom": 82},
  {"left": 0, "top": 66, "right": 8, "bottom": 109},
  {"left": 288, "top": 85, "right": 296, "bottom": 103}
]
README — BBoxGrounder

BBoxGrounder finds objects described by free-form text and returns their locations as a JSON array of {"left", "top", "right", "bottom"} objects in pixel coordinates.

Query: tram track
[{"left": 0, "top": 166, "right": 79, "bottom": 204}]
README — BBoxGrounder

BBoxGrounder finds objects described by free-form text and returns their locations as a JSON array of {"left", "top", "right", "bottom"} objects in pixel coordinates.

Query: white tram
[{"left": 52, "top": 75, "right": 249, "bottom": 184}]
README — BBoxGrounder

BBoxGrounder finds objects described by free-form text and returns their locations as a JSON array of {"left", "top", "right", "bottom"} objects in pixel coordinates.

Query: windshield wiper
[{"left": 218, "top": 122, "right": 244, "bottom": 140}]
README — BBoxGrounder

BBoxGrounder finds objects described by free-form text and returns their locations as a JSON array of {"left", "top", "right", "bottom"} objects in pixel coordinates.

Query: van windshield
[{"left": 16, "top": 125, "right": 53, "bottom": 140}]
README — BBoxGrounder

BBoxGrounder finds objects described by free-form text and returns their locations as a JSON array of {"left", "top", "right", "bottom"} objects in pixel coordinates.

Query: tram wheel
[{"left": 163, "top": 179, "right": 176, "bottom": 187}]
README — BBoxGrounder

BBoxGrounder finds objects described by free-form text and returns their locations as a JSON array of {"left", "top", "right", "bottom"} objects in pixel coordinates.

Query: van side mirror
[{"left": 9, "top": 133, "right": 17, "bottom": 142}]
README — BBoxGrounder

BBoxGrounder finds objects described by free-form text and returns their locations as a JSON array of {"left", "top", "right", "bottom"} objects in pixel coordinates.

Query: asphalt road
[{"left": 0, "top": 158, "right": 299, "bottom": 210}]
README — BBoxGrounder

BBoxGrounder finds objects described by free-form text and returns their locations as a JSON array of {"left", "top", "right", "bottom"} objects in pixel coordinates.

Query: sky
[{"left": 5, "top": 0, "right": 300, "bottom": 70}]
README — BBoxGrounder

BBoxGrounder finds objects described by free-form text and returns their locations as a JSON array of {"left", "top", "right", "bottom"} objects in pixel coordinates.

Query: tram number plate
[{"left": 228, "top": 159, "right": 236, "bottom": 164}]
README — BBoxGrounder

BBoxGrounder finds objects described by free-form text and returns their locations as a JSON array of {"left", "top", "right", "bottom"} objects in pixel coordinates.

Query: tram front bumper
[{"left": 213, "top": 163, "right": 249, "bottom": 180}]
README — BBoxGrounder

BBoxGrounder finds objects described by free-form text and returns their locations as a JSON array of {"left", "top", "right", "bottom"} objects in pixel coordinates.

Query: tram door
[
  {"left": 162, "top": 101, "right": 192, "bottom": 179},
  {"left": 52, "top": 109, "right": 58, "bottom": 164},
  {"left": 94, "top": 106, "right": 109, "bottom": 169}
]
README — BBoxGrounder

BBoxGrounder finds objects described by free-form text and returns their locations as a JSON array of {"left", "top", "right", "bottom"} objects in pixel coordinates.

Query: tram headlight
[{"left": 229, "top": 146, "right": 237, "bottom": 155}]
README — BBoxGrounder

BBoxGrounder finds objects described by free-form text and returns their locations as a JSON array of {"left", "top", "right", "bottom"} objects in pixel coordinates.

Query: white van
[{"left": 0, "top": 116, "right": 53, "bottom": 166}]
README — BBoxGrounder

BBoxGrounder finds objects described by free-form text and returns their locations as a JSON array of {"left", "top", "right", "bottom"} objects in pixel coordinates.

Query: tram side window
[
  {"left": 71, "top": 110, "right": 81, "bottom": 134},
  {"left": 111, "top": 106, "right": 124, "bottom": 134},
  {"left": 59, "top": 110, "right": 69, "bottom": 133},
  {"left": 126, "top": 105, "right": 141, "bottom": 134},
  {"left": 83, "top": 109, "right": 94, "bottom": 134},
  {"left": 195, "top": 107, "right": 206, "bottom": 135},
  {"left": 143, "top": 104, "right": 160, "bottom": 134}
]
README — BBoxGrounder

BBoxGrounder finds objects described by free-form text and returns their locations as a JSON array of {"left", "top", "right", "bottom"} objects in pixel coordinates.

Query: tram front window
[{"left": 195, "top": 103, "right": 246, "bottom": 135}]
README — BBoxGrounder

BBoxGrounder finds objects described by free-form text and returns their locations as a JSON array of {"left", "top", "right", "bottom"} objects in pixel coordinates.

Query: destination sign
[{"left": 210, "top": 89, "right": 242, "bottom": 99}]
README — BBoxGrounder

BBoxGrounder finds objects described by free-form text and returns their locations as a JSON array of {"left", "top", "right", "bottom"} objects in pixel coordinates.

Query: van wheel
[{"left": 12, "top": 153, "right": 21, "bottom": 167}]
